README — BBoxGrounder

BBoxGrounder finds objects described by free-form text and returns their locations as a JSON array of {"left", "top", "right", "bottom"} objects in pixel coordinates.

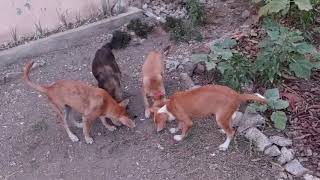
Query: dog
[
  {"left": 150, "top": 85, "right": 267, "bottom": 151},
  {"left": 23, "top": 62, "right": 135, "bottom": 144},
  {"left": 92, "top": 40, "right": 123, "bottom": 102},
  {"left": 142, "top": 47, "right": 170, "bottom": 118}
]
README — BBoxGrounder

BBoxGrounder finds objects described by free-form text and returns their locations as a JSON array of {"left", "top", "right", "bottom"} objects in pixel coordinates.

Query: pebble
[
  {"left": 304, "top": 174, "right": 320, "bottom": 180},
  {"left": 285, "top": 159, "right": 308, "bottom": 177},
  {"left": 269, "top": 136, "right": 293, "bottom": 147},
  {"left": 264, "top": 145, "right": 281, "bottom": 157},
  {"left": 278, "top": 147, "right": 295, "bottom": 165}
]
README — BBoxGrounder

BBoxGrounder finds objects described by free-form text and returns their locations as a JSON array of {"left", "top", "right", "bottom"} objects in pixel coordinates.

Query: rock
[
  {"left": 112, "top": 0, "right": 128, "bottom": 15},
  {"left": 264, "top": 145, "right": 281, "bottom": 157},
  {"left": 236, "top": 107, "right": 266, "bottom": 133},
  {"left": 279, "top": 171, "right": 288, "bottom": 179},
  {"left": 305, "top": 148, "right": 313, "bottom": 157},
  {"left": 278, "top": 147, "right": 295, "bottom": 165},
  {"left": 304, "top": 174, "right": 320, "bottom": 180},
  {"left": 269, "top": 136, "right": 293, "bottom": 147},
  {"left": 180, "top": 73, "right": 195, "bottom": 89},
  {"left": 194, "top": 63, "right": 206, "bottom": 75},
  {"left": 166, "top": 60, "right": 180, "bottom": 72},
  {"left": 231, "top": 111, "right": 243, "bottom": 127},
  {"left": 3, "top": 72, "right": 23, "bottom": 83},
  {"left": 142, "top": 4, "right": 148, "bottom": 10},
  {"left": 244, "top": 127, "right": 272, "bottom": 151},
  {"left": 241, "top": 10, "right": 250, "bottom": 19},
  {"left": 192, "top": 45, "right": 211, "bottom": 54},
  {"left": 285, "top": 159, "right": 308, "bottom": 177}
]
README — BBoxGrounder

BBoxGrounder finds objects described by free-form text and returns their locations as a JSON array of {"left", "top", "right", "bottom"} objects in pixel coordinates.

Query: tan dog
[
  {"left": 23, "top": 62, "right": 135, "bottom": 144},
  {"left": 150, "top": 85, "right": 267, "bottom": 151},
  {"left": 142, "top": 50, "right": 166, "bottom": 118}
]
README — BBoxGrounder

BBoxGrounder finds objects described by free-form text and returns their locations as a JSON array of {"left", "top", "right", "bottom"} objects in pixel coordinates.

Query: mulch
[{"left": 283, "top": 71, "right": 320, "bottom": 174}]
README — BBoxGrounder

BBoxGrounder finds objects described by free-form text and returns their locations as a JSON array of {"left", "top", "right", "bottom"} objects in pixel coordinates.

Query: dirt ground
[{"left": 0, "top": 0, "right": 282, "bottom": 179}]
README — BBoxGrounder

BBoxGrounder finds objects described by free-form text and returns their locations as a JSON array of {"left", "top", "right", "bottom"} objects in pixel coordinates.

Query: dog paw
[
  {"left": 85, "top": 136, "right": 94, "bottom": 144},
  {"left": 218, "top": 144, "right": 228, "bottom": 151},
  {"left": 145, "top": 109, "right": 151, "bottom": 119},
  {"left": 173, "top": 135, "right": 183, "bottom": 141},
  {"left": 69, "top": 134, "right": 79, "bottom": 142},
  {"left": 107, "top": 126, "right": 117, "bottom": 132},
  {"left": 169, "top": 128, "right": 179, "bottom": 134},
  {"left": 218, "top": 129, "right": 226, "bottom": 134}
]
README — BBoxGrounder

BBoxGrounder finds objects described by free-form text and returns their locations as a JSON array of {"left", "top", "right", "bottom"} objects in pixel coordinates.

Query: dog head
[
  {"left": 116, "top": 99, "right": 136, "bottom": 128},
  {"left": 150, "top": 101, "right": 173, "bottom": 132}
]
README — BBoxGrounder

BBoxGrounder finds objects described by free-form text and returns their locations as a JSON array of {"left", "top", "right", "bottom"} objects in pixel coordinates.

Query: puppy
[
  {"left": 150, "top": 85, "right": 267, "bottom": 151},
  {"left": 23, "top": 62, "right": 135, "bottom": 144},
  {"left": 92, "top": 41, "right": 122, "bottom": 102},
  {"left": 142, "top": 48, "right": 169, "bottom": 118}
]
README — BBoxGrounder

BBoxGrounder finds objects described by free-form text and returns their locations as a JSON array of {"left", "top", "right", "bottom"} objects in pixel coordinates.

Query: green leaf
[
  {"left": 273, "top": 99, "right": 289, "bottom": 110},
  {"left": 191, "top": 54, "right": 208, "bottom": 62},
  {"left": 212, "top": 46, "right": 233, "bottom": 60},
  {"left": 294, "top": 0, "right": 313, "bottom": 11},
  {"left": 295, "top": 42, "right": 315, "bottom": 54},
  {"left": 258, "top": 0, "right": 290, "bottom": 17},
  {"left": 265, "top": 88, "right": 280, "bottom": 100},
  {"left": 289, "top": 59, "right": 313, "bottom": 79},
  {"left": 204, "top": 61, "right": 216, "bottom": 70},
  {"left": 217, "top": 61, "right": 232, "bottom": 74},
  {"left": 271, "top": 111, "right": 288, "bottom": 130}
]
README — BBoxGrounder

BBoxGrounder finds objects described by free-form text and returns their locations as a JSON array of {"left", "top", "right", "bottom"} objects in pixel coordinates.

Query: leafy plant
[
  {"left": 192, "top": 38, "right": 254, "bottom": 90},
  {"left": 165, "top": 17, "right": 202, "bottom": 42},
  {"left": 186, "top": 0, "right": 206, "bottom": 26},
  {"left": 127, "top": 19, "right": 154, "bottom": 38},
  {"left": 248, "top": 88, "right": 289, "bottom": 130},
  {"left": 255, "top": 19, "right": 318, "bottom": 85},
  {"left": 109, "top": 30, "right": 132, "bottom": 49},
  {"left": 255, "top": 0, "right": 313, "bottom": 17}
]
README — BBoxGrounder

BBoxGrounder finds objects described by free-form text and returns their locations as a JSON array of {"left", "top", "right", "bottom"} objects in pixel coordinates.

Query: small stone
[
  {"left": 236, "top": 108, "right": 266, "bottom": 133},
  {"left": 305, "top": 148, "right": 312, "bottom": 157},
  {"left": 278, "top": 147, "right": 295, "bottom": 165},
  {"left": 264, "top": 145, "right": 281, "bottom": 157},
  {"left": 244, "top": 127, "right": 272, "bottom": 151},
  {"left": 194, "top": 63, "right": 206, "bottom": 75},
  {"left": 241, "top": 10, "right": 250, "bottom": 19},
  {"left": 269, "top": 136, "right": 293, "bottom": 147},
  {"left": 142, "top": 4, "right": 148, "bottom": 10},
  {"left": 285, "top": 159, "right": 308, "bottom": 177},
  {"left": 279, "top": 171, "right": 288, "bottom": 179},
  {"left": 157, "top": 143, "right": 164, "bottom": 150},
  {"left": 304, "top": 174, "right": 320, "bottom": 180}
]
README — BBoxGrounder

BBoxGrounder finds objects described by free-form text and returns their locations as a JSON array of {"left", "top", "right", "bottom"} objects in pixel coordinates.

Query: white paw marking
[
  {"left": 158, "top": 105, "right": 175, "bottom": 121},
  {"left": 85, "top": 137, "right": 94, "bottom": 144},
  {"left": 107, "top": 126, "right": 117, "bottom": 132},
  {"left": 145, "top": 109, "right": 151, "bottom": 118},
  {"left": 173, "top": 135, "right": 183, "bottom": 141},
  {"left": 218, "top": 129, "right": 226, "bottom": 134},
  {"left": 169, "top": 128, "right": 178, "bottom": 134},
  {"left": 69, "top": 133, "right": 79, "bottom": 142},
  {"left": 218, "top": 144, "right": 228, "bottom": 151}
]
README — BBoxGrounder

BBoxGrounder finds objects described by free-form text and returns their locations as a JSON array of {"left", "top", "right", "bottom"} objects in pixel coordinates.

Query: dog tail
[
  {"left": 23, "top": 61, "right": 48, "bottom": 93},
  {"left": 239, "top": 93, "right": 267, "bottom": 104}
]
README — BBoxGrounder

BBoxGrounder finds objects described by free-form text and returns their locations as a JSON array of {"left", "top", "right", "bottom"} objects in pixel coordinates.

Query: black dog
[{"left": 92, "top": 31, "right": 131, "bottom": 102}]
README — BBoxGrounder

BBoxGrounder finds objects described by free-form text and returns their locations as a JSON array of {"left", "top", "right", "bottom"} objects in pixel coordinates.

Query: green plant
[
  {"left": 255, "top": 0, "right": 313, "bottom": 17},
  {"left": 255, "top": 18, "right": 318, "bottom": 85},
  {"left": 165, "top": 17, "right": 202, "bottom": 42},
  {"left": 192, "top": 38, "right": 254, "bottom": 90},
  {"left": 186, "top": 0, "right": 206, "bottom": 26},
  {"left": 247, "top": 88, "right": 289, "bottom": 130},
  {"left": 127, "top": 19, "right": 153, "bottom": 38},
  {"left": 110, "top": 30, "right": 131, "bottom": 49}
]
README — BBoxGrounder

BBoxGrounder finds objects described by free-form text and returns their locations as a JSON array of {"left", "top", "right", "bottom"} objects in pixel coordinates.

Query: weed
[
  {"left": 247, "top": 88, "right": 289, "bottom": 130},
  {"left": 109, "top": 30, "right": 131, "bottom": 49},
  {"left": 186, "top": 0, "right": 206, "bottom": 26},
  {"left": 255, "top": 18, "right": 318, "bottom": 85},
  {"left": 56, "top": 9, "right": 69, "bottom": 28},
  {"left": 10, "top": 27, "right": 18, "bottom": 42},
  {"left": 34, "top": 21, "right": 46, "bottom": 39},
  {"left": 127, "top": 19, "right": 153, "bottom": 38},
  {"left": 165, "top": 17, "right": 202, "bottom": 42}
]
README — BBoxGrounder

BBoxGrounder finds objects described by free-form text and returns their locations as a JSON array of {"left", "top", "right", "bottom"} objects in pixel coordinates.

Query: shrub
[
  {"left": 110, "top": 30, "right": 131, "bottom": 49},
  {"left": 186, "top": 0, "right": 206, "bottom": 26},
  {"left": 165, "top": 17, "right": 202, "bottom": 42},
  {"left": 127, "top": 19, "right": 154, "bottom": 38}
]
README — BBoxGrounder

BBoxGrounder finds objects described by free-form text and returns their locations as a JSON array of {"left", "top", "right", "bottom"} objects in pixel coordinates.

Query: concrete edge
[{"left": 0, "top": 7, "right": 143, "bottom": 68}]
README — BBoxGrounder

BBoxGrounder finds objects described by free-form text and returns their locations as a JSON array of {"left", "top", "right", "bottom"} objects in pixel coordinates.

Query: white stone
[
  {"left": 244, "top": 127, "right": 272, "bottom": 151},
  {"left": 278, "top": 147, "right": 295, "bottom": 165},
  {"left": 270, "top": 136, "right": 293, "bottom": 147},
  {"left": 264, "top": 145, "right": 281, "bottom": 157},
  {"left": 285, "top": 159, "right": 308, "bottom": 177}
]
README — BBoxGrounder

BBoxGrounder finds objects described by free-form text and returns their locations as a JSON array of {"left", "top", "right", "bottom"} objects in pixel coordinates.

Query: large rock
[
  {"left": 278, "top": 147, "right": 295, "bottom": 165},
  {"left": 264, "top": 145, "right": 281, "bottom": 157},
  {"left": 235, "top": 108, "right": 266, "bottom": 133},
  {"left": 269, "top": 136, "right": 293, "bottom": 147},
  {"left": 244, "top": 127, "right": 272, "bottom": 151},
  {"left": 285, "top": 159, "right": 308, "bottom": 177}
]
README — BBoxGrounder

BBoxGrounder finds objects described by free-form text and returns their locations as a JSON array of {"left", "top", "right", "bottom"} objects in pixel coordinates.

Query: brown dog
[
  {"left": 150, "top": 85, "right": 267, "bottom": 151},
  {"left": 23, "top": 62, "right": 135, "bottom": 144},
  {"left": 142, "top": 50, "right": 167, "bottom": 118}
]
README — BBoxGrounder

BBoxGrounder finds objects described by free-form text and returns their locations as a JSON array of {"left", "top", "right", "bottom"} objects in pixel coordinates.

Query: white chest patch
[{"left": 158, "top": 105, "right": 175, "bottom": 121}]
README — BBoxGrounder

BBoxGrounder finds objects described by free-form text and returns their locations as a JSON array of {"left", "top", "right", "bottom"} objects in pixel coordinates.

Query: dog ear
[{"left": 119, "top": 98, "right": 130, "bottom": 107}]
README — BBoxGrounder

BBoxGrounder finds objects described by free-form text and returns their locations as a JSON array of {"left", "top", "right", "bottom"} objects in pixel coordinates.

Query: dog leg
[
  {"left": 169, "top": 122, "right": 183, "bottom": 134},
  {"left": 142, "top": 88, "right": 151, "bottom": 118},
  {"left": 216, "top": 113, "right": 235, "bottom": 151},
  {"left": 173, "top": 114, "right": 193, "bottom": 141},
  {"left": 100, "top": 117, "right": 117, "bottom": 131},
  {"left": 82, "top": 115, "right": 94, "bottom": 144},
  {"left": 110, "top": 118, "right": 122, "bottom": 126},
  {"left": 63, "top": 105, "right": 79, "bottom": 142}
]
